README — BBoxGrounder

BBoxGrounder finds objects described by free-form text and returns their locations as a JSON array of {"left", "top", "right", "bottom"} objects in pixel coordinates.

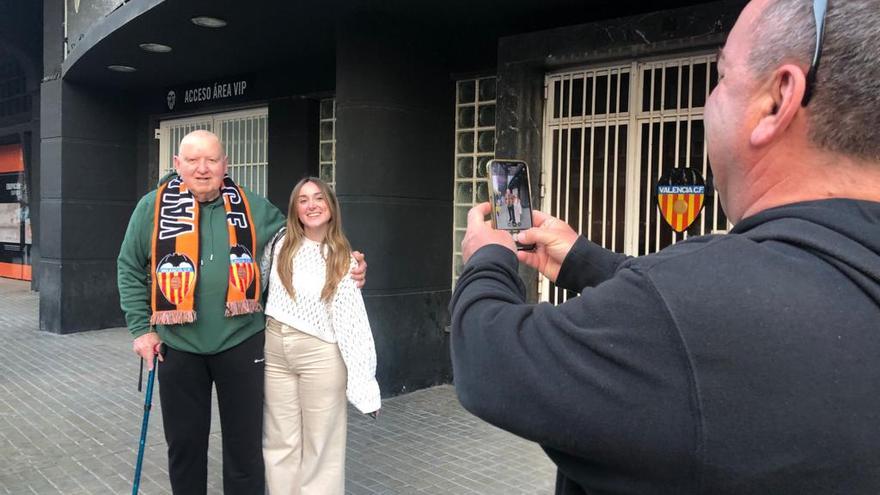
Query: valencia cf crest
[
  {"left": 656, "top": 168, "right": 706, "bottom": 233},
  {"left": 228, "top": 245, "right": 256, "bottom": 293},
  {"left": 156, "top": 253, "right": 197, "bottom": 305}
]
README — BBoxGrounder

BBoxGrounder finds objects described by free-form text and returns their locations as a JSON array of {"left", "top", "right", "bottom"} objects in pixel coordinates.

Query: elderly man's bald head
[
  {"left": 173, "top": 130, "right": 228, "bottom": 202},
  {"left": 177, "top": 130, "right": 224, "bottom": 156}
]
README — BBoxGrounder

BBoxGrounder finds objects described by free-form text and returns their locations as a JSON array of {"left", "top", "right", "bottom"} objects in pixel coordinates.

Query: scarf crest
[{"left": 150, "top": 174, "right": 261, "bottom": 326}]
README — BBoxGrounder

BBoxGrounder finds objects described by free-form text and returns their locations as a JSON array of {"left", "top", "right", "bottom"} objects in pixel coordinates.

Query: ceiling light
[
  {"left": 139, "top": 43, "right": 172, "bottom": 53},
  {"left": 107, "top": 65, "right": 137, "bottom": 72},
  {"left": 190, "top": 16, "right": 227, "bottom": 28}
]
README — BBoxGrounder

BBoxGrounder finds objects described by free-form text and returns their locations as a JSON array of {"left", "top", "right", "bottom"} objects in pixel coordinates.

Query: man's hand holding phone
[
  {"left": 486, "top": 159, "right": 536, "bottom": 250},
  {"left": 515, "top": 210, "right": 579, "bottom": 283},
  {"left": 462, "top": 202, "right": 517, "bottom": 263},
  {"left": 463, "top": 202, "right": 580, "bottom": 282}
]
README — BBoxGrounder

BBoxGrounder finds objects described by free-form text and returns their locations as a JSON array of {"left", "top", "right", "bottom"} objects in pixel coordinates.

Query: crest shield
[
  {"left": 156, "top": 254, "right": 197, "bottom": 305},
  {"left": 656, "top": 168, "right": 706, "bottom": 233},
  {"left": 228, "top": 245, "right": 255, "bottom": 293}
]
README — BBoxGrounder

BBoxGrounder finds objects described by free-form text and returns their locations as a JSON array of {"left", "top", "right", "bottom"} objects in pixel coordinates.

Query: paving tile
[{"left": 0, "top": 277, "right": 556, "bottom": 494}]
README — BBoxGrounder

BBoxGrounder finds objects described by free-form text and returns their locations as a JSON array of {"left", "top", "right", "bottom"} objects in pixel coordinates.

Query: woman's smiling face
[{"left": 296, "top": 181, "right": 332, "bottom": 235}]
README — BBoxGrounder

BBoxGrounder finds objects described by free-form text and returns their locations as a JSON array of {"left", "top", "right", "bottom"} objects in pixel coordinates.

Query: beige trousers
[{"left": 263, "top": 317, "right": 348, "bottom": 495}]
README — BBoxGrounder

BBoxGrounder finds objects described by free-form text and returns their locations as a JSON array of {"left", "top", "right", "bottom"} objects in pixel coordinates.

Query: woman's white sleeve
[{"left": 331, "top": 261, "right": 381, "bottom": 414}]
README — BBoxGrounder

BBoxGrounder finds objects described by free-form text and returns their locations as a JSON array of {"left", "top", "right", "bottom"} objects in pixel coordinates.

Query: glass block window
[
  {"left": 319, "top": 98, "right": 336, "bottom": 189},
  {"left": 452, "top": 76, "right": 496, "bottom": 286}
]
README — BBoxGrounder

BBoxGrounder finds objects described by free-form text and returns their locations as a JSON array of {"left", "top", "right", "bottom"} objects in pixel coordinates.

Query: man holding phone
[{"left": 452, "top": 0, "right": 880, "bottom": 493}]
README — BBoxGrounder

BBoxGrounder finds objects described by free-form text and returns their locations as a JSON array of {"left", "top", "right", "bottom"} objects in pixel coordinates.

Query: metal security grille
[
  {"left": 542, "top": 54, "right": 728, "bottom": 304},
  {"left": 216, "top": 109, "right": 268, "bottom": 196},
  {"left": 158, "top": 107, "right": 268, "bottom": 196},
  {"left": 634, "top": 56, "right": 727, "bottom": 255},
  {"left": 319, "top": 98, "right": 337, "bottom": 188},
  {"left": 452, "top": 77, "right": 496, "bottom": 286}
]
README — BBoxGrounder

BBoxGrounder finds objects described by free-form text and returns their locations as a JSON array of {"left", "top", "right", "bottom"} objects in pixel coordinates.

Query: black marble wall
[
  {"left": 335, "top": 12, "right": 455, "bottom": 395},
  {"left": 40, "top": 0, "right": 137, "bottom": 333},
  {"left": 266, "top": 98, "right": 319, "bottom": 211},
  {"left": 39, "top": 78, "right": 138, "bottom": 333}
]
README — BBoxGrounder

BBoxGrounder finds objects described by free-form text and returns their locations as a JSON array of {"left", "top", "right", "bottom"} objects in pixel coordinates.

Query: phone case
[{"left": 486, "top": 159, "right": 535, "bottom": 250}]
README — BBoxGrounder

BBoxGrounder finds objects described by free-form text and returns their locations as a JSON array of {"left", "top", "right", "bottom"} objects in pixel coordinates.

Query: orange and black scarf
[{"left": 149, "top": 174, "right": 261, "bottom": 326}]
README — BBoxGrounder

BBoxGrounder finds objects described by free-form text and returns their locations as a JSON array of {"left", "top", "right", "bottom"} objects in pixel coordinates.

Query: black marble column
[
  {"left": 266, "top": 98, "right": 319, "bottom": 211},
  {"left": 40, "top": 0, "right": 137, "bottom": 333},
  {"left": 335, "top": 13, "right": 454, "bottom": 395}
]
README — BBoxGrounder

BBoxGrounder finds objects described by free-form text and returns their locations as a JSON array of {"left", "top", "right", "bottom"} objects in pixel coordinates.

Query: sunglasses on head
[{"left": 802, "top": 0, "right": 828, "bottom": 106}]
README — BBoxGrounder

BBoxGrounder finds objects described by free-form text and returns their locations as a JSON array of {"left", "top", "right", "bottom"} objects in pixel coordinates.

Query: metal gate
[
  {"left": 158, "top": 107, "right": 269, "bottom": 196},
  {"left": 541, "top": 54, "right": 729, "bottom": 303}
]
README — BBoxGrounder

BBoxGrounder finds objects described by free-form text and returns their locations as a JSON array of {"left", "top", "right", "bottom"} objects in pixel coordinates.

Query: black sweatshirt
[{"left": 450, "top": 199, "right": 880, "bottom": 494}]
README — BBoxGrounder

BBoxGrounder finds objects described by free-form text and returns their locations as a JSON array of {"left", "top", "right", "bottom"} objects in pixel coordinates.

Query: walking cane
[{"left": 132, "top": 355, "right": 158, "bottom": 495}]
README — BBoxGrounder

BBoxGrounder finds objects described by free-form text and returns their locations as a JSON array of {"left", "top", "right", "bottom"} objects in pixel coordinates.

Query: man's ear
[
  {"left": 172, "top": 155, "right": 180, "bottom": 172},
  {"left": 750, "top": 64, "right": 806, "bottom": 147}
]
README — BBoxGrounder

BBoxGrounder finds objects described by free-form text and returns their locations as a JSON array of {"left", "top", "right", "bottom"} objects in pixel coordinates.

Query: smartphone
[{"left": 486, "top": 159, "right": 535, "bottom": 251}]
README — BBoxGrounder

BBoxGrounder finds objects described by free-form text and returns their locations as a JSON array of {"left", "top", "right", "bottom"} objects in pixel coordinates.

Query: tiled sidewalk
[{"left": 0, "top": 278, "right": 555, "bottom": 494}]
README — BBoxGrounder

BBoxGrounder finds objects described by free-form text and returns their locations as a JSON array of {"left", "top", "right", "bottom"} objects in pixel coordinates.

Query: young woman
[{"left": 261, "top": 177, "right": 380, "bottom": 495}]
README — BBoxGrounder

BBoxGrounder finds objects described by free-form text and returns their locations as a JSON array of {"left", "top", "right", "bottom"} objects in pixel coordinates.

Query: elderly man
[
  {"left": 452, "top": 0, "right": 880, "bottom": 493},
  {"left": 118, "top": 130, "right": 365, "bottom": 494}
]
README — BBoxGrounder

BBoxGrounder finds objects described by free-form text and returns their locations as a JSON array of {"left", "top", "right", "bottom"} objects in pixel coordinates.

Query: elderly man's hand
[
  {"left": 515, "top": 210, "right": 578, "bottom": 283},
  {"left": 133, "top": 332, "right": 163, "bottom": 370},
  {"left": 461, "top": 202, "right": 517, "bottom": 263},
  {"left": 351, "top": 251, "right": 367, "bottom": 288}
]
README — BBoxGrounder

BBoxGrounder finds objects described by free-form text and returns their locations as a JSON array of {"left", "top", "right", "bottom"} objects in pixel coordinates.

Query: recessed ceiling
[{"left": 62, "top": 0, "right": 731, "bottom": 90}]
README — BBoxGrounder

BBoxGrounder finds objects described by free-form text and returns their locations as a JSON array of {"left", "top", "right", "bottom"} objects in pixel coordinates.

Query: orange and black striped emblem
[
  {"left": 656, "top": 168, "right": 706, "bottom": 233},
  {"left": 156, "top": 254, "right": 197, "bottom": 305},
  {"left": 228, "top": 245, "right": 255, "bottom": 293}
]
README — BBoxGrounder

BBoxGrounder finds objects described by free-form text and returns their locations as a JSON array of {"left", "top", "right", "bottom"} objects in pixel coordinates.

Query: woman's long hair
[{"left": 275, "top": 177, "right": 352, "bottom": 303}]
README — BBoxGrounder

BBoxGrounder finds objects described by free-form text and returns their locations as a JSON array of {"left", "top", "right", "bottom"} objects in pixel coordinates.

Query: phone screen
[{"left": 488, "top": 159, "right": 533, "bottom": 231}]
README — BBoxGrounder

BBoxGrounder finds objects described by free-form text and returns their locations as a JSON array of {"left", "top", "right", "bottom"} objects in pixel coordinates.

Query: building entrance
[{"left": 157, "top": 108, "right": 269, "bottom": 196}]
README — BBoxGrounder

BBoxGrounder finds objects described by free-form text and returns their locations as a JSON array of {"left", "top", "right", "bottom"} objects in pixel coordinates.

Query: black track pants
[{"left": 158, "top": 331, "right": 266, "bottom": 495}]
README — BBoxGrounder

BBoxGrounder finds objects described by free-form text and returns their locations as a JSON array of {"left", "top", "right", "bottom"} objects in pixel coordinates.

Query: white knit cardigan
[{"left": 261, "top": 230, "right": 380, "bottom": 414}]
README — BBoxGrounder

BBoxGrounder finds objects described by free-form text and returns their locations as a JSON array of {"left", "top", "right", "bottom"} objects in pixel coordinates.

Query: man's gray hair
[{"left": 748, "top": 0, "right": 880, "bottom": 161}]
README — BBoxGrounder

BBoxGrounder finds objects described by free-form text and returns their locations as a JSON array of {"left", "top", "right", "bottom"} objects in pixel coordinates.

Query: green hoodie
[{"left": 117, "top": 177, "right": 286, "bottom": 354}]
